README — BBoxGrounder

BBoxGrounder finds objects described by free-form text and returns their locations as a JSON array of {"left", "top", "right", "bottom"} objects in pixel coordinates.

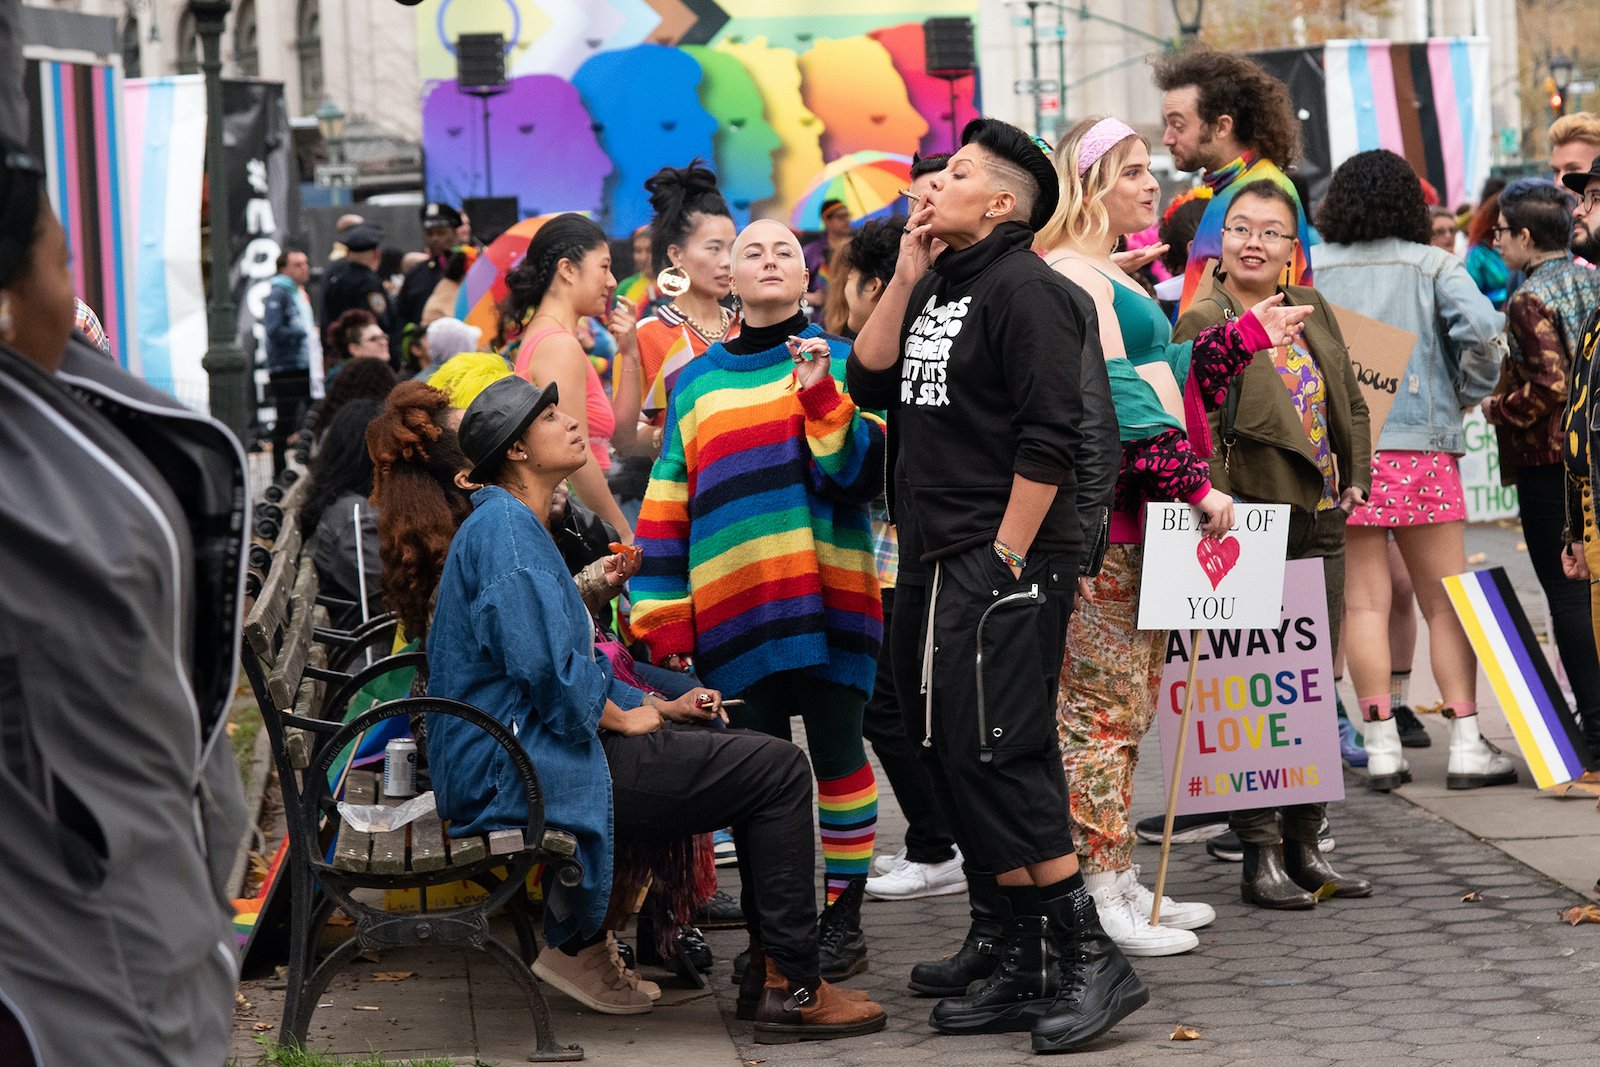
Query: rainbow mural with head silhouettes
[{"left": 413, "top": 0, "right": 982, "bottom": 235}]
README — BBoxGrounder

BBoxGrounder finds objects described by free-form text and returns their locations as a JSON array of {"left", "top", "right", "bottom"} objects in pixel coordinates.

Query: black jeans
[
  {"left": 603, "top": 725, "right": 819, "bottom": 983},
  {"left": 267, "top": 370, "right": 310, "bottom": 479},
  {"left": 861, "top": 586, "right": 958, "bottom": 864},
  {"left": 1231, "top": 507, "right": 1347, "bottom": 846},
  {"left": 1517, "top": 464, "right": 1600, "bottom": 726}
]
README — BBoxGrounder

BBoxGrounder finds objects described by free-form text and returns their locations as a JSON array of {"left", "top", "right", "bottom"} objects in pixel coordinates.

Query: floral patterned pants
[{"left": 1056, "top": 544, "right": 1166, "bottom": 875}]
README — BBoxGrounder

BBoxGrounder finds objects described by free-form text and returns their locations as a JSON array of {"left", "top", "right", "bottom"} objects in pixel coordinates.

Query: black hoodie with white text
[{"left": 848, "top": 221, "right": 1094, "bottom": 562}]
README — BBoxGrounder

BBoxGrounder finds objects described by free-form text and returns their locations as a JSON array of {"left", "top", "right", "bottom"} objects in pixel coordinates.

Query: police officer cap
[
  {"left": 341, "top": 222, "right": 384, "bottom": 252},
  {"left": 422, "top": 201, "right": 464, "bottom": 230}
]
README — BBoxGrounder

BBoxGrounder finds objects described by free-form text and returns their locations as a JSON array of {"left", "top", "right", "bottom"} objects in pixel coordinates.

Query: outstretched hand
[
  {"left": 1112, "top": 243, "right": 1169, "bottom": 274},
  {"left": 1250, "top": 291, "right": 1314, "bottom": 348}
]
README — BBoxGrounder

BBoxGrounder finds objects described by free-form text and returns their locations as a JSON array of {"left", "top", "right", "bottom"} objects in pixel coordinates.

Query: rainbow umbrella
[
  {"left": 459, "top": 214, "right": 563, "bottom": 339},
  {"left": 790, "top": 151, "right": 914, "bottom": 230}
]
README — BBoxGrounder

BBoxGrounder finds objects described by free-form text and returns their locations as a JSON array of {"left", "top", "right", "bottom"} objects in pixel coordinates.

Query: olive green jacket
[{"left": 1174, "top": 283, "right": 1372, "bottom": 512}]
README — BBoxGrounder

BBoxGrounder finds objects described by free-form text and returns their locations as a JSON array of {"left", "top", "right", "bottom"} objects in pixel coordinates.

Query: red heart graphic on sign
[{"left": 1196, "top": 536, "right": 1242, "bottom": 590}]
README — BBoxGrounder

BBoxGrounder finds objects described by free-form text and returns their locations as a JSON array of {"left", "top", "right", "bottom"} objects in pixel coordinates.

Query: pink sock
[
  {"left": 1359, "top": 695, "right": 1391, "bottom": 722},
  {"left": 1444, "top": 701, "right": 1477, "bottom": 719}
]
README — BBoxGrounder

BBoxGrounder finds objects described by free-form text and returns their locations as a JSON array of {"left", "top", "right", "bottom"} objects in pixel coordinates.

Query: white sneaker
[
  {"left": 1118, "top": 865, "right": 1215, "bottom": 932},
  {"left": 1086, "top": 873, "right": 1199, "bottom": 957},
  {"left": 864, "top": 849, "right": 966, "bottom": 900},
  {"left": 871, "top": 847, "right": 908, "bottom": 876}
]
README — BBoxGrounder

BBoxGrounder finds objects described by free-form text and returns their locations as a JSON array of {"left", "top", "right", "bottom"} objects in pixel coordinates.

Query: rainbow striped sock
[{"left": 818, "top": 763, "right": 877, "bottom": 904}]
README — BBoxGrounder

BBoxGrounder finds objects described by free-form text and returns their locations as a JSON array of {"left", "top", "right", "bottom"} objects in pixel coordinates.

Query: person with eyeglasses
[
  {"left": 1036, "top": 116, "right": 1312, "bottom": 946},
  {"left": 1313, "top": 150, "right": 1507, "bottom": 795},
  {"left": 1174, "top": 179, "right": 1376, "bottom": 909}
]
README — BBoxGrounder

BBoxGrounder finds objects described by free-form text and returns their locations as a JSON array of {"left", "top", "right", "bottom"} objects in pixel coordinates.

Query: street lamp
[
  {"left": 1170, "top": 0, "right": 1205, "bottom": 43},
  {"left": 1550, "top": 53, "right": 1574, "bottom": 117},
  {"left": 190, "top": 0, "right": 250, "bottom": 442},
  {"left": 315, "top": 99, "right": 350, "bottom": 206}
]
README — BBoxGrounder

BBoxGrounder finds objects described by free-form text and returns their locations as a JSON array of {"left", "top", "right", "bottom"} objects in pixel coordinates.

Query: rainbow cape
[{"left": 1179, "top": 153, "right": 1316, "bottom": 313}]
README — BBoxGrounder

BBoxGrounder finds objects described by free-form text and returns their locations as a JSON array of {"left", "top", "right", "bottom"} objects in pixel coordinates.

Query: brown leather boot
[
  {"left": 752, "top": 957, "right": 887, "bottom": 1043},
  {"left": 736, "top": 942, "right": 872, "bottom": 1020}
]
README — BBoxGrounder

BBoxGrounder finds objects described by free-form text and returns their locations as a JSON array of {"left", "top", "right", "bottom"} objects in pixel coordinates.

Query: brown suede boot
[
  {"left": 737, "top": 942, "right": 873, "bottom": 1020},
  {"left": 752, "top": 957, "right": 887, "bottom": 1043}
]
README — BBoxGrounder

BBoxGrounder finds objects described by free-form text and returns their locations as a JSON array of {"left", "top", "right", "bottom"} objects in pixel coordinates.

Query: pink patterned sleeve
[
  {"left": 1187, "top": 311, "right": 1270, "bottom": 408},
  {"left": 1123, "top": 428, "right": 1212, "bottom": 504}
]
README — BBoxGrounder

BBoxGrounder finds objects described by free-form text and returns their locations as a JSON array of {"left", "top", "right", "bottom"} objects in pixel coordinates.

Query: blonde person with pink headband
[{"left": 1037, "top": 115, "right": 1313, "bottom": 956}]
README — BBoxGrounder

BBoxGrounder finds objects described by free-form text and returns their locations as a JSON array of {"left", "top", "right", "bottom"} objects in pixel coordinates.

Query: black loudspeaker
[
  {"left": 924, "top": 17, "right": 975, "bottom": 77},
  {"left": 462, "top": 196, "right": 520, "bottom": 244},
  {"left": 456, "top": 33, "right": 507, "bottom": 90}
]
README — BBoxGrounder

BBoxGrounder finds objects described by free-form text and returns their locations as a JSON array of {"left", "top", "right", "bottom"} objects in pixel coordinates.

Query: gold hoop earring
[
  {"left": 0, "top": 292, "right": 11, "bottom": 336},
  {"left": 657, "top": 264, "right": 690, "bottom": 298}
]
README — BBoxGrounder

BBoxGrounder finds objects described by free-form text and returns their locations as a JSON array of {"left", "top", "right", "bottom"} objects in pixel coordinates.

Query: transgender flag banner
[{"left": 1443, "top": 568, "right": 1592, "bottom": 789}]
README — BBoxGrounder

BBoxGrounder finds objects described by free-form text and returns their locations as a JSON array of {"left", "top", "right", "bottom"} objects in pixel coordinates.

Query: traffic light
[{"left": 1551, "top": 91, "right": 1566, "bottom": 115}]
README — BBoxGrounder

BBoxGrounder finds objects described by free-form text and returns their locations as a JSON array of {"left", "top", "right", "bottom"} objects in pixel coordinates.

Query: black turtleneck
[{"left": 724, "top": 310, "right": 808, "bottom": 355}]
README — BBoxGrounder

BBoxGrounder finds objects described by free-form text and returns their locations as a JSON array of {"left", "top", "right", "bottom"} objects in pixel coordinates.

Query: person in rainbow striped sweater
[{"left": 631, "top": 218, "right": 887, "bottom": 982}]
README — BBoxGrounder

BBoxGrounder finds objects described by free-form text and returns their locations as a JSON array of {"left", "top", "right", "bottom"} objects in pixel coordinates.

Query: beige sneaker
[{"left": 533, "top": 938, "right": 654, "bottom": 1014}]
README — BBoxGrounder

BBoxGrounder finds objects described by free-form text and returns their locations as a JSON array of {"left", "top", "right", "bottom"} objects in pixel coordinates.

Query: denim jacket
[
  {"left": 426, "top": 486, "right": 646, "bottom": 946},
  {"left": 1314, "top": 237, "right": 1505, "bottom": 454}
]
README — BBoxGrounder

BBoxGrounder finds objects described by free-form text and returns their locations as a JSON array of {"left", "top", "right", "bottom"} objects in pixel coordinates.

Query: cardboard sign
[
  {"left": 1137, "top": 503, "right": 1291, "bottom": 631},
  {"left": 1329, "top": 303, "right": 1416, "bottom": 440},
  {"left": 1157, "top": 558, "right": 1347, "bottom": 815}
]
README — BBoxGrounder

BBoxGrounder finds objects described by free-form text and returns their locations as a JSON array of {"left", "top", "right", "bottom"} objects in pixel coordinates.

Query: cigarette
[
  {"left": 900, "top": 188, "right": 922, "bottom": 202},
  {"left": 721, "top": 699, "right": 745, "bottom": 707}
]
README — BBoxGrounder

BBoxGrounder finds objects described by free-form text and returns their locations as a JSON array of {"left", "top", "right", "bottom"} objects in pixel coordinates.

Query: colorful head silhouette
[
  {"left": 799, "top": 37, "right": 928, "bottom": 159},
  {"left": 869, "top": 22, "right": 978, "bottom": 157},
  {"left": 572, "top": 44, "right": 718, "bottom": 233},
  {"left": 681, "top": 45, "right": 780, "bottom": 226},
  {"left": 421, "top": 75, "right": 612, "bottom": 218},
  {"left": 716, "top": 37, "right": 824, "bottom": 224}
]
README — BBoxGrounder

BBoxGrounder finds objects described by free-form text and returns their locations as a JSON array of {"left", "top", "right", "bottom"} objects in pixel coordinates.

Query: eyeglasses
[
  {"left": 1490, "top": 225, "right": 1512, "bottom": 239},
  {"left": 1579, "top": 191, "right": 1600, "bottom": 213},
  {"left": 1221, "top": 224, "right": 1292, "bottom": 246}
]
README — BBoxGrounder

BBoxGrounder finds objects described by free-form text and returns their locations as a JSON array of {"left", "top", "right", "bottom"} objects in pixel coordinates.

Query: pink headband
[{"left": 1077, "top": 117, "right": 1139, "bottom": 177}]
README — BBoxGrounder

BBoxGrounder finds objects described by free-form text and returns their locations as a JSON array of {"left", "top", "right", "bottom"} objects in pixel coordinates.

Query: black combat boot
[
  {"left": 909, "top": 869, "right": 1005, "bottom": 996},
  {"left": 1030, "top": 887, "right": 1148, "bottom": 1053},
  {"left": 928, "top": 911, "right": 1057, "bottom": 1035},
  {"left": 816, "top": 877, "right": 869, "bottom": 980}
]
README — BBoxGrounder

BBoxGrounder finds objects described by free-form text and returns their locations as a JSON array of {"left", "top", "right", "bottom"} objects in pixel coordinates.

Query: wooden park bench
[{"left": 241, "top": 530, "right": 585, "bottom": 1061}]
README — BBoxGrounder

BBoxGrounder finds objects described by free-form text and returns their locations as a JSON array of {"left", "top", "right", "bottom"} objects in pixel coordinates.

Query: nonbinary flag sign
[{"left": 1443, "top": 568, "right": 1591, "bottom": 788}]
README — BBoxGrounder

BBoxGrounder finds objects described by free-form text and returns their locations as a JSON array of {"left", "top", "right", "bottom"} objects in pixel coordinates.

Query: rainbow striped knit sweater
[{"left": 630, "top": 324, "right": 886, "bottom": 698}]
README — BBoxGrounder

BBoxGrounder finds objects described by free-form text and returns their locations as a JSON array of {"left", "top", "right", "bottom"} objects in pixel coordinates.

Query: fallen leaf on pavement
[
  {"left": 1171, "top": 1024, "right": 1202, "bottom": 1041},
  {"left": 1515, "top": 542, "right": 1527, "bottom": 552},
  {"left": 1559, "top": 905, "right": 1600, "bottom": 925},
  {"left": 1466, "top": 552, "right": 1488, "bottom": 565},
  {"left": 353, "top": 1004, "right": 381, "bottom": 1011},
  {"left": 373, "top": 971, "right": 415, "bottom": 982},
  {"left": 1312, "top": 883, "right": 1338, "bottom": 902},
  {"left": 1461, "top": 891, "right": 1484, "bottom": 902},
  {"left": 253, "top": 1022, "right": 272, "bottom": 1032}
]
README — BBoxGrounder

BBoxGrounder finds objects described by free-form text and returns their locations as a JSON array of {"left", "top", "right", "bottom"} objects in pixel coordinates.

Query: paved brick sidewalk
[{"left": 702, "top": 758, "right": 1600, "bottom": 1067}]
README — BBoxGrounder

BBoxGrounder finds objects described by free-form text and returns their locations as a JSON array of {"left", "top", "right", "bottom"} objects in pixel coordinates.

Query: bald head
[{"left": 734, "top": 218, "right": 802, "bottom": 259}]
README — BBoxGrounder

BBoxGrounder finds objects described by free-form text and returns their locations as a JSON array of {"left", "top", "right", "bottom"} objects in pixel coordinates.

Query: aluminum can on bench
[{"left": 383, "top": 737, "right": 418, "bottom": 797}]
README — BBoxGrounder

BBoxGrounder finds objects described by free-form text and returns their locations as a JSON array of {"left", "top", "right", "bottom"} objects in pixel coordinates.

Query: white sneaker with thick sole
[
  {"left": 865, "top": 849, "right": 966, "bottom": 900},
  {"left": 1119, "top": 865, "right": 1215, "bottom": 931},
  {"left": 871, "top": 847, "right": 907, "bottom": 877},
  {"left": 1087, "top": 873, "right": 1199, "bottom": 957}
]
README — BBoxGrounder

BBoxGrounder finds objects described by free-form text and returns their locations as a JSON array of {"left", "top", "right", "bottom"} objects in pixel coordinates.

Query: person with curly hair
[
  {"left": 305, "top": 354, "right": 396, "bottom": 448},
  {"left": 1151, "top": 46, "right": 1313, "bottom": 311},
  {"left": 1313, "top": 149, "right": 1510, "bottom": 793},
  {"left": 500, "top": 212, "right": 634, "bottom": 541}
]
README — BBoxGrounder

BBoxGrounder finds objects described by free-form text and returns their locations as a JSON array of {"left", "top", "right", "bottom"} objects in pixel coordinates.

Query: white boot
[
  {"left": 1446, "top": 714, "right": 1519, "bottom": 789},
  {"left": 1085, "top": 871, "right": 1199, "bottom": 957},
  {"left": 1363, "top": 717, "right": 1411, "bottom": 792}
]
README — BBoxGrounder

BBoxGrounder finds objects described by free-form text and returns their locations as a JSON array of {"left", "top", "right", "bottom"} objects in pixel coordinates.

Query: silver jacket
[
  {"left": 1315, "top": 236, "right": 1506, "bottom": 454},
  {"left": 0, "top": 338, "right": 248, "bottom": 1066}
]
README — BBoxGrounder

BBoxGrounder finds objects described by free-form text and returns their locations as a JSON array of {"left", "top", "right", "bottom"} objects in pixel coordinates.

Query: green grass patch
[{"left": 230, "top": 699, "right": 263, "bottom": 771}]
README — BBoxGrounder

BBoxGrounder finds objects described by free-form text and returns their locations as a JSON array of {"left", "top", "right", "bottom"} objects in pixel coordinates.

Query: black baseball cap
[{"left": 459, "top": 375, "right": 560, "bottom": 484}]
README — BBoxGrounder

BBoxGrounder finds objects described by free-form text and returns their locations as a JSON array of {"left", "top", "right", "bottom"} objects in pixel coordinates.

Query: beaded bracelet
[{"left": 993, "top": 540, "right": 1027, "bottom": 570}]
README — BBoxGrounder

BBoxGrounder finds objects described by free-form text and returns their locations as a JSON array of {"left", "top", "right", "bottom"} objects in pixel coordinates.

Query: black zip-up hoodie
[{"left": 849, "top": 222, "right": 1093, "bottom": 561}]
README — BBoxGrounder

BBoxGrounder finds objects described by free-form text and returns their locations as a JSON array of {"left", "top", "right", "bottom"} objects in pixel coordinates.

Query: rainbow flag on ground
[
  {"left": 1443, "top": 568, "right": 1593, "bottom": 788},
  {"left": 642, "top": 328, "right": 696, "bottom": 418}
]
